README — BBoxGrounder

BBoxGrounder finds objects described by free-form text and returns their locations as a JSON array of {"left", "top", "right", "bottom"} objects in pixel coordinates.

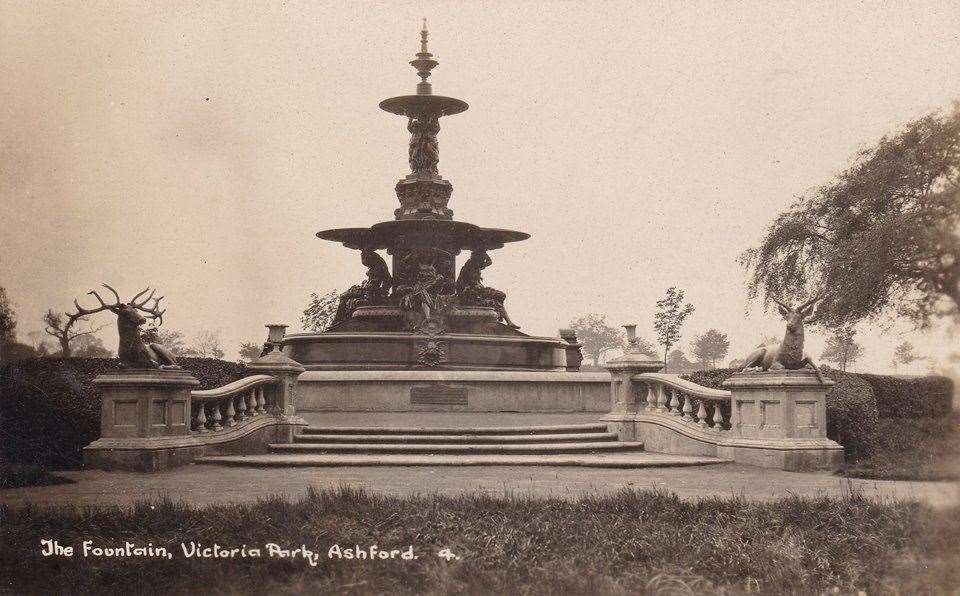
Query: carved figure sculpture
[
  {"left": 740, "top": 296, "right": 825, "bottom": 381},
  {"left": 332, "top": 249, "right": 394, "bottom": 325},
  {"left": 72, "top": 284, "right": 177, "bottom": 369},
  {"left": 408, "top": 116, "right": 440, "bottom": 177},
  {"left": 397, "top": 263, "right": 454, "bottom": 320},
  {"left": 456, "top": 250, "right": 520, "bottom": 328}
]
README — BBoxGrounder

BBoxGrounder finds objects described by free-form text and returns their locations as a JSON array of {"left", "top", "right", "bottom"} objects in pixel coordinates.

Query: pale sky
[{"left": 1, "top": 1, "right": 958, "bottom": 372}]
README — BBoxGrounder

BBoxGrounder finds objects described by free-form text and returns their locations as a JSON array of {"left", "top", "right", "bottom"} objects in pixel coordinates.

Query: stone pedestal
[
  {"left": 94, "top": 369, "right": 200, "bottom": 439},
  {"left": 246, "top": 350, "right": 306, "bottom": 442},
  {"left": 601, "top": 351, "right": 663, "bottom": 441},
  {"left": 720, "top": 369, "right": 844, "bottom": 471}
]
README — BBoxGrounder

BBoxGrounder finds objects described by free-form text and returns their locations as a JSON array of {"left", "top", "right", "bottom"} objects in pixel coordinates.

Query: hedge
[
  {"left": 0, "top": 357, "right": 248, "bottom": 469},
  {"left": 857, "top": 373, "right": 953, "bottom": 419},
  {"left": 681, "top": 367, "right": 880, "bottom": 458}
]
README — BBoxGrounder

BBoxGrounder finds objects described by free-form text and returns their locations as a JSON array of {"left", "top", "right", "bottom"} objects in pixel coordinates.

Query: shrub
[
  {"left": 818, "top": 368, "right": 879, "bottom": 459},
  {"left": 681, "top": 367, "right": 879, "bottom": 458},
  {"left": 0, "top": 357, "right": 247, "bottom": 469},
  {"left": 857, "top": 373, "right": 953, "bottom": 418}
]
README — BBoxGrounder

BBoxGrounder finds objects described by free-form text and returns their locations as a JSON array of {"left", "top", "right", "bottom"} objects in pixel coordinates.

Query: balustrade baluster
[
  {"left": 696, "top": 400, "right": 709, "bottom": 428},
  {"left": 256, "top": 387, "right": 266, "bottom": 414},
  {"left": 235, "top": 393, "right": 246, "bottom": 421},
  {"left": 211, "top": 403, "right": 223, "bottom": 431},
  {"left": 224, "top": 397, "right": 236, "bottom": 427},
  {"left": 195, "top": 404, "right": 208, "bottom": 433},
  {"left": 711, "top": 402, "right": 724, "bottom": 430},
  {"left": 669, "top": 389, "right": 680, "bottom": 414},
  {"left": 656, "top": 385, "right": 668, "bottom": 412},
  {"left": 681, "top": 392, "right": 694, "bottom": 420},
  {"left": 646, "top": 386, "right": 657, "bottom": 411}
]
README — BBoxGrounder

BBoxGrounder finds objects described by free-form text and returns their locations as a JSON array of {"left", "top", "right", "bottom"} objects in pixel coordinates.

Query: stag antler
[
  {"left": 132, "top": 287, "right": 165, "bottom": 326},
  {"left": 72, "top": 284, "right": 122, "bottom": 316}
]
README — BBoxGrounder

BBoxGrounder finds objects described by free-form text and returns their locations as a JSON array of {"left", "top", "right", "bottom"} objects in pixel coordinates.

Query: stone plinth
[
  {"left": 601, "top": 352, "right": 664, "bottom": 441},
  {"left": 93, "top": 369, "right": 200, "bottom": 439},
  {"left": 297, "top": 370, "right": 610, "bottom": 412},
  {"left": 720, "top": 369, "right": 843, "bottom": 470},
  {"left": 245, "top": 350, "right": 306, "bottom": 418}
]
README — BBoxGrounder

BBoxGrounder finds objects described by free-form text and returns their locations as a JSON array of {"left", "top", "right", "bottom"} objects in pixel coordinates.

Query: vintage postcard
[{"left": 1, "top": 2, "right": 958, "bottom": 594}]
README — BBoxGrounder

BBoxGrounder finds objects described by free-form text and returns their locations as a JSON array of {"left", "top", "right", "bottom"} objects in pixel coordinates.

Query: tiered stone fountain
[
  {"left": 282, "top": 24, "right": 609, "bottom": 412},
  {"left": 283, "top": 23, "right": 580, "bottom": 374}
]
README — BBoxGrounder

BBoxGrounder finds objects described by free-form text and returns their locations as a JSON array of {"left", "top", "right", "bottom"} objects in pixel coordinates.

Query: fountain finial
[{"left": 410, "top": 18, "right": 438, "bottom": 95}]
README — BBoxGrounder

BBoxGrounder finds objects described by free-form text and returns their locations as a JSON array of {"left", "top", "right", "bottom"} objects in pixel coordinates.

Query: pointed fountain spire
[{"left": 410, "top": 18, "right": 439, "bottom": 95}]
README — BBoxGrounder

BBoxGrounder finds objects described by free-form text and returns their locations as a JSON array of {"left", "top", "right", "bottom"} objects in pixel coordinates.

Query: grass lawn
[
  {"left": 841, "top": 413, "right": 960, "bottom": 481},
  {"left": 1, "top": 487, "right": 958, "bottom": 595}
]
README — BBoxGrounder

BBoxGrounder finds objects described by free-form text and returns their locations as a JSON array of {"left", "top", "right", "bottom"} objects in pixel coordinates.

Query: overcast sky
[{"left": 1, "top": 1, "right": 958, "bottom": 372}]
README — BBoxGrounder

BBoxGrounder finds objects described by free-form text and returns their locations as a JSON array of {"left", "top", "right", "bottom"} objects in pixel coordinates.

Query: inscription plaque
[{"left": 410, "top": 385, "right": 468, "bottom": 406}]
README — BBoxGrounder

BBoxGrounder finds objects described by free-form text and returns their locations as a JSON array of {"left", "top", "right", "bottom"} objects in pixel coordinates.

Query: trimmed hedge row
[
  {"left": 0, "top": 358, "right": 247, "bottom": 469},
  {"left": 857, "top": 373, "right": 954, "bottom": 418}
]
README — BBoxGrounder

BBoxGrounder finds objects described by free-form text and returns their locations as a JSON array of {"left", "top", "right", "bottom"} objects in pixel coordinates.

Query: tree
[
  {"left": 42, "top": 309, "right": 105, "bottom": 358},
  {"left": 238, "top": 341, "right": 262, "bottom": 362},
  {"left": 892, "top": 341, "right": 923, "bottom": 371},
  {"left": 302, "top": 290, "right": 340, "bottom": 332},
  {"left": 653, "top": 287, "right": 695, "bottom": 371},
  {"left": 690, "top": 329, "right": 730, "bottom": 369},
  {"left": 741, "top": 103, "right": 960, "bottom": 330},
  {"left": 152, "top": 328, "right": 186, "bottom": 356},
  {"left": 667, "top": 349, "right": 695, "bottom": 373},
  {"left": 569, "top": 314, "right": 625, "bottom": 367},
  {"left": 0, "top": 287, "right": 15, "bottom": 345},
  {"left": 70, "top": 334, "right": 113, "bottom": 358},
  {"left": 820, "top": 327, "right": 865, "bottom": 372},
  {"left": 183, "top": 329, "right": 225, "bottom": 359}
]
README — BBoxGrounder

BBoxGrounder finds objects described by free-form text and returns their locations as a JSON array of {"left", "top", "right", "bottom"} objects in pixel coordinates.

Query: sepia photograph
[{"left": 1, "top": 1, "right": 958, "bottom": 594}]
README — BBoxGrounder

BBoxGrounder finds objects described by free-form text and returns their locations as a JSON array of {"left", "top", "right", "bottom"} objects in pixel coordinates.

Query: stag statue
[
  {"left": 740, "top": 296, "right": 826, "bottom": 382},
  {"left": 72, "top": 284, "right": 178, "bottom": 369}
]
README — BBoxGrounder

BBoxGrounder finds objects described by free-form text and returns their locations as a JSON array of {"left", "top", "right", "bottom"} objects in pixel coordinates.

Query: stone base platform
[
  {"left": 196, "top": 452, "right": 725, "bottom": 468},
  {"left": 296, "top": 370, "right": 611, "bottom": 412}
]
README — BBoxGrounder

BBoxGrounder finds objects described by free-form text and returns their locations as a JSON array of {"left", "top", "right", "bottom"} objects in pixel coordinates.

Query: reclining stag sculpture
[
  {"left": 72, "top": 284, "right": 178, "bottom": 369},
  {"left": 740, "top": 295, "right": 826, "bottom": 382}
]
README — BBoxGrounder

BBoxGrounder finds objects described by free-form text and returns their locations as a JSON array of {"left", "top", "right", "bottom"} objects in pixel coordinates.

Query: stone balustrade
[
  {"left": 602, "top": 363, "right": 844, "bottom": 471},
  {"left": 190, "top": 375, "right": 277, "bottom": 433},
  {"left": 635, "top": 374, "right": 731, "bottom": 432}
]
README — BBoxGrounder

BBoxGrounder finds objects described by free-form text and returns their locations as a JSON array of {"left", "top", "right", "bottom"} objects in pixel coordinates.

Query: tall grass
[{"left": 1, "top": 486, "right": 957, "bottom": 595}]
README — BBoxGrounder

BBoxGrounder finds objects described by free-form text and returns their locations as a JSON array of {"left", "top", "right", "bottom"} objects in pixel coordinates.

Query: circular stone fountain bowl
[{"left": 282, "top": 330, "right": 570, "bottom": 372}]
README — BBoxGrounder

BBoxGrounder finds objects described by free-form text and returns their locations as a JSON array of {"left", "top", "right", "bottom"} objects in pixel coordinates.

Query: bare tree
[
  {"left": 42, "top": 309, "right": 105, "bottom": 357},
  {"left": 184, "top": 329, "right": 225, "bottom": 359}
]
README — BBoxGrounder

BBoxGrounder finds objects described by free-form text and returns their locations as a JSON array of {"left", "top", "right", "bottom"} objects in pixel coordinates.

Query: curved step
[
  {"left": 268, "top": 441, "right": 643, "bottom": 455},
  {"left": 298, "top": 423, "right": 609, "bottom": 436},
  {"left": 195, "top": 452, "right": 727, "bottom": 468},
  {"left": 293, "top": 432, "right": 618, "bottom": 445}
]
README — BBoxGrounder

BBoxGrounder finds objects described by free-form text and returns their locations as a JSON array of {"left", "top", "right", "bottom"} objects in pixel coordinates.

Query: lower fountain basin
[{"left": 282, "top": 331, "right": 573, "bottom": 372}]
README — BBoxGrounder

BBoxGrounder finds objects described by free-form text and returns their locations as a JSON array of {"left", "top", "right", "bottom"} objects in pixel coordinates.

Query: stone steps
[
  {"left": 292, "top": 432, "right": 618, "bottom": 444},
  {"left": 268, "top": 441, "right": 643, "bottom": 455},
  {"left": 195, "top": 452, "right": 727, "bottom": 468},
  {"left": 191, "top": 420, "right": 727, "bottom": 468},
  {"left": 298, "top": 423, "right": 610, "bottom": 436}
]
